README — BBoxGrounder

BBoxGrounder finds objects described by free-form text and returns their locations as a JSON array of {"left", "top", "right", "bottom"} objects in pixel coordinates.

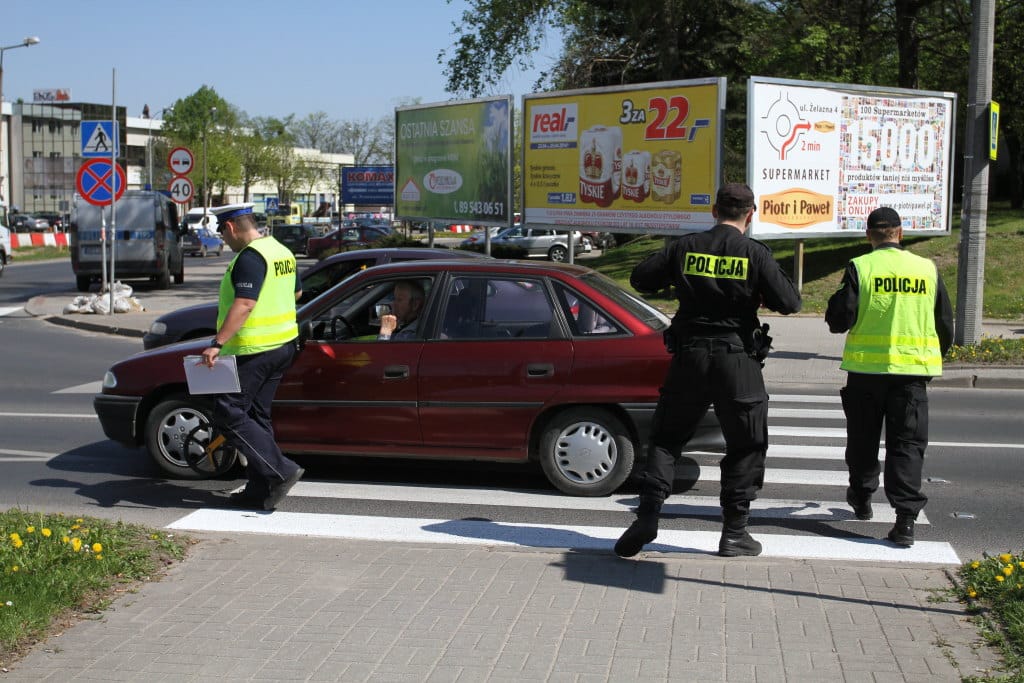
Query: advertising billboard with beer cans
[
  {"left": 748, "top": 76, "right": 956, "bottom": 239},
  {"left": 522, "top": 78, "right": 725, "bottom": 234},
  {"left": 394, "top": 96, "right": 513, "bottom": 227}
]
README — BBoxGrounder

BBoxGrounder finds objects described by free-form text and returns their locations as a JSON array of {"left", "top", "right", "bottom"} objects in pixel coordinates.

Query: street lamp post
[
  {"left": 146, "top": 106, "right": 172, "bottom": 191},
  {"left": 202, "top": 106, "right": 216, "bottom": 219},
  {"left": 0, "top": 36, "right": 40, "bottom": 214}
]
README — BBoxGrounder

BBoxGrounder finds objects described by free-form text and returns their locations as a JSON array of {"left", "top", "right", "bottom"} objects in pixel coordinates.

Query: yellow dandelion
[
  {"left": 71, "top": 538, "right": 82, "bottom": 552},
  {"left": 91, "top": 543, "right": 102, "bottom": 553},
  {"left": 70, "top": 524, "right": 80, "bottom": 531},
  {"left": 41, "top": 528, "right": 51, "bottom": 538},
  {"left": 999, "top": 553, "right": 1013, "bottom": 564},
  {"left": 9, "top": 533, "right": 20, "bottom": 542},
  {"left": 12, "top": 538, "right": 23, "bottom": 549},
  {"left": 61, "top": 536, "right": 69, "bottom": 544},
  {"left": 11, "top": 566, "right": 18, "bottom": 573},
  {"left": 968, "top": 589, "right": 977, "bottom": 598},
  {"left": 75, "top": 518, "right": 83, "bottom": 523},
  {"left": 1019, "top": 562, "right": 1024, "bottom": 570},
  {"left": 996, "top": 575, "right": 1005, "bottom": 583},
  {"left": 25, "top": 526, "right": 35, "bottom": 534},
  {"left": 150, "top": 534, "right": 158, "bottom": 540},
  {"left": 1003, "top": 566, "right": 1014, "bottom": 577},
  {"left": 94, "top": 554, "right": 102, "bottom": 561},
  {"left": 971, "top": 561, "right": 980, "bottom": 569}
]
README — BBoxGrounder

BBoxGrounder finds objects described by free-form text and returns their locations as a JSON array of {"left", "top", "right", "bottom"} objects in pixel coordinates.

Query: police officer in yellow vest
[
  {"left": 826, "top": 206, "right": 953, "bottom": 547},
  {"left": 200, "top": 203, "right": 305, "bottom": 511}
]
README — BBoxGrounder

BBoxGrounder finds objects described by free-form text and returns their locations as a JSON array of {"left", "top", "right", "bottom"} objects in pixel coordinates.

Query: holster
[{"left": 748, "top": 323, "right": 773, "bottom": 367}]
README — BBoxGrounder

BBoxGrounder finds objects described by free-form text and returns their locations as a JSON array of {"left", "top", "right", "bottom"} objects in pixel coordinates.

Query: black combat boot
[
  {"left": 887, "top": 513, "right": 915, "bottom": 547},
  {"left": 718, "top": 511, "right": 762, "bottom": 557},
  {"left": 846, "top": 487, "right": 873, "bottom": 521},
  {"left": 614, "top": 499, "right": 661, "bottom": 558}
]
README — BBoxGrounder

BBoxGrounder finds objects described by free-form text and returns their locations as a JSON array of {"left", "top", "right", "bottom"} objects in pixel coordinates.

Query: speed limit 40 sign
[{"left": 168, "top": 176, "right": 194, "bottom": 204}]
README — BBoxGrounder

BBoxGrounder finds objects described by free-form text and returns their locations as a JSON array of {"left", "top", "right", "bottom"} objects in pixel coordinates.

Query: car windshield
[{"left": 580, "top": 271, "right": 670, "bottom": 330}]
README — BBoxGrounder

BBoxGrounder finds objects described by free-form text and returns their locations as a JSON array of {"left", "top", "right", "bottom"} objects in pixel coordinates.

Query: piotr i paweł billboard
[
  {"left": 748, "top": 77, "right": 956, "bottom": 239},
  {"left": 522, "top": 78, "right": 725, "bottom": 234},
  {"left": 394, "top": 96, "right": 512, "bottom": 226}
]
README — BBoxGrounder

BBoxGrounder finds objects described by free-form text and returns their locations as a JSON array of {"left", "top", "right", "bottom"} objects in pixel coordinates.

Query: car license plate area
[{"left": 82, "top": 246, "right": 101, "bottom": 255}]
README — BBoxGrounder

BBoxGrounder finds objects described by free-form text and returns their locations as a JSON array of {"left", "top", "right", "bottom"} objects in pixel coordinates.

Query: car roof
[{"left": 349, "top": 257, "right": 592, "bottom": 280}]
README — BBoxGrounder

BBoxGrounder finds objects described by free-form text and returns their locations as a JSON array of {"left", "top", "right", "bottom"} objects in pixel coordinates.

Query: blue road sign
[
  {"left": 81, "top": 121, "right": 119, "bottom": 158},
  {"left": 265, "top": 197, "right": 280, "bottom": 214}
]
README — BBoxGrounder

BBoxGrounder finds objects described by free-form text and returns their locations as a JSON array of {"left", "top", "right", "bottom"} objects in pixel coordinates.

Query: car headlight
[
  {"left": 148, "top": 321, "right": 167, "bottom": 336},
  {"left": 102, "top": 370, "right": 118, "bottom": 389}
]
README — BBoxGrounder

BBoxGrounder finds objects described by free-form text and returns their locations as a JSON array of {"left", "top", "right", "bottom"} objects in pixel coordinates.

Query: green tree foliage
[{"left": 162, "top": 86, "right": 240, "bottom": 207}]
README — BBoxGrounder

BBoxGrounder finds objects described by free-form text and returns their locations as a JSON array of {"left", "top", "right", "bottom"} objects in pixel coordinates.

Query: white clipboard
[{"left": 183, "top": 355, "right": 241, "bottom": 395}]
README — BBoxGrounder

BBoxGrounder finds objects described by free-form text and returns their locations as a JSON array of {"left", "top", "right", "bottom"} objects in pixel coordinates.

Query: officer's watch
[{"left": 210, "top": 340, "right": 223, "bottom": 349}]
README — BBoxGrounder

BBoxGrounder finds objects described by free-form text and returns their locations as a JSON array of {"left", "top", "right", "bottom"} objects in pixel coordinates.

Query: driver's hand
[{"left": 380, "top": 314, "right": 398, "bottom": 336}]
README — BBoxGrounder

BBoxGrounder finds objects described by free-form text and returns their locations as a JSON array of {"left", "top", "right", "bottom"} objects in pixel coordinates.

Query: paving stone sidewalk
[{"left": 3, "top": 533, "right": 1004, "bottom": 682}]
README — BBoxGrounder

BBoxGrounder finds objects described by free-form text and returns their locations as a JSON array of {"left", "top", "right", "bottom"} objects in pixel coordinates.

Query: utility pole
[{"left": 956, "top": 0, "right": 995, "bottom": 346}]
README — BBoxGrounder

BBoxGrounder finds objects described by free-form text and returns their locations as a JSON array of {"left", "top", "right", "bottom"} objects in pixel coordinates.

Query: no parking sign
[{"left": 76, "top": 159, "right": 126, "bottom": 206}]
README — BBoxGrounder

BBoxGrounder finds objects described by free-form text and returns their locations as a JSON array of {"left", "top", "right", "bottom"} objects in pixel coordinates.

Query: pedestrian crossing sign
[{"left": 81, "top": 121, "right": 119, "bottom": 158}]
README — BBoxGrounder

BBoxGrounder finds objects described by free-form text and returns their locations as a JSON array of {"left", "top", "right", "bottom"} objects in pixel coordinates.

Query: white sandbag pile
[{"left": 63, "top": 281, "right": 146, "bottom": 314}]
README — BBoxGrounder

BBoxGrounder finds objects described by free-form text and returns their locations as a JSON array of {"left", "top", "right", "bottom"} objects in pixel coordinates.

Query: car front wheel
[
  {"left": 538, "top": 407, "right": 635, "bottom": 496},
  {"left": 144, "top": 397, "right": 217, "bottom": 479}
]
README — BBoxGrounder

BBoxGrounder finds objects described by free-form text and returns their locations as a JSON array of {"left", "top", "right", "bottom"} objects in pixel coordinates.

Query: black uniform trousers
[
  {"left": 637, "top": 339, "right": 769, "bottom": 515},
  {"left": 214, "top": 341, "right": 299, "bottom": 497},
  {"left": 841, "top": 372, "right": 929, "bottom": 516}
]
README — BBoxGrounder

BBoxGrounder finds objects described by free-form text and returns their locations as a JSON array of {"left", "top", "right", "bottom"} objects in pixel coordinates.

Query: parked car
[
  {"left": 10, "top": 214, "right": 50, "bottom": 232},
  {"left": 580, "top": 230, "right": 616, "bottom": 250},
  {"left": 142, "top": 247, "right": 491, "bottom": 349},
  {"left": 490, "top": 226, "right": 587, "bottom": 262},
  {"left": 306, "top": 225, "right": 391, "bottom": 260},
  {"left": 182, "top": 227, "right": 225, "bottom": 257},
  {"left": 96, "top": 259, "right": 722, "bottom": 496},
  {"left": 0, "top": 220, "right": 11, "bottom": 277},
  {"left": 272, "top": 223, "right": 320, "bottom": 255},
  {"left": 34, "top": 211, "right": 65, "bottom": 231},
  {"left": 458, "top": 226, "right": 504, "bottom": 249}
]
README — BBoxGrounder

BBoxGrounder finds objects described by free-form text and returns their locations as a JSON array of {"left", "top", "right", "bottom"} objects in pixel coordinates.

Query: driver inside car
[{"left": 378, "top": 280, "right": 426, "bottom": 341}]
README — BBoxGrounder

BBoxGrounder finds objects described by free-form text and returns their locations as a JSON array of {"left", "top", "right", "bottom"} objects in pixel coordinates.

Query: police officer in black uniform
[{"left": 615, "top": 183, "right": 802, "bottom": 558}]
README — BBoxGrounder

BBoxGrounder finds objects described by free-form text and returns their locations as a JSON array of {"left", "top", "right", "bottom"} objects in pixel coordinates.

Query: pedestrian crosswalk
[{"left": 167, "top": 392, "right": 963, "bottom": 564}]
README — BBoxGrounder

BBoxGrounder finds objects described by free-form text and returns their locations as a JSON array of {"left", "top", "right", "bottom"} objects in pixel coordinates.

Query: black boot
[
  {"left": 887, "top": 513, "right": 915, "bottom": 547},
  {"left": 718, "top": 512, "right": 762, "bottom": 557},
  {"left": 614, "top": 500, "right": 660, "bottom": 558},
  {"left": 846, "top": 487, "right": 873, "bottom": 521}
]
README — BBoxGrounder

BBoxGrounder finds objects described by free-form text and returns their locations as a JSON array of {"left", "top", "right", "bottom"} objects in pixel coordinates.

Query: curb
[{"left": 44, "top": 315, "right": 146, "bottom": 339}]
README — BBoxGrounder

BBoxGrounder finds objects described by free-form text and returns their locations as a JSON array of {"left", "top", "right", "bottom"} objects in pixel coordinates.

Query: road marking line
[
  {"left": 0, "top": 306, "right": 23, "bottom": 316},
  {"left": 769, "top": 408, "right": 846, "bottom": 419},
  {"left": 54, "top": 382, "right": 102, "bottom": 394},
  {"left": 289, "top": 481, "right": 922, "bottom": 524},
  {"left": 167, "top": 510, "right": 958, "bottom": 564},
  {"left": 0, "top": 413, "right": 96, "bottom": 419},
  {"left": 772, "top": 394, "right": 842, "bottom": 404},
  {"left": 0, "top": 448, "right": 56, "bottom": 459}
]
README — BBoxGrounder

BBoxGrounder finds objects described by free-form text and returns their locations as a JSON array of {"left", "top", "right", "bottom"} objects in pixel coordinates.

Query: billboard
[
  {"left": 342, "top": 165, "right": 394, "bottom": 205},
  {"left": 748, "top": 77, "right": 956, "bottom": 239},
  {"left": 394, "top": 96, "right": 512, "bottom": 226},
  {"left": 33, "top": 88, "right": 72, "bottom": 103},
  {"left": 522, "top": 78, "right": 725, "bottom": 233}
]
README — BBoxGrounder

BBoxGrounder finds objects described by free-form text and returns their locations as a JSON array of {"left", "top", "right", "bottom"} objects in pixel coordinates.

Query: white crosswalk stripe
[
  {"left": 0, "top": 306, "right": 22, "bottom": 317},
  {"left": 166, "top": 393, "right": 961, "bottom": 564}
]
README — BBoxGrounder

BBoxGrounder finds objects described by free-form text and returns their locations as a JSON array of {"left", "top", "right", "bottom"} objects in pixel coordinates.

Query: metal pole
[
  {"left": 109, "top": 67, "right": 116, "bottom": 315},
  {"left": 955, "top": 0, "right": 995, "bottom": 346},
  {"left": 793, "top": 240, "right": 804, "bottom": 292}
]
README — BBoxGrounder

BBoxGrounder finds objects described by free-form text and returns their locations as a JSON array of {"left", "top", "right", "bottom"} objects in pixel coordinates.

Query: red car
[
  {"left": 94, "top": 260, "right": 721, "bottom": 496},
  {"left": 306, "top": 225, "right": 391, "bottom": 260}
]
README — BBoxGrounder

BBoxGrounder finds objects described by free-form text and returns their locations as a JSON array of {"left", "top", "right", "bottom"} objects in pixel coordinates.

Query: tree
[
  {"left": 293, "top": 111, "right": 342, "bottom": 152},
  {"left": 162, "top": 86, "right": 240, "bottom": 208},
  {"left": 338, "top": 116, "right": 393, "bottom": 165}
]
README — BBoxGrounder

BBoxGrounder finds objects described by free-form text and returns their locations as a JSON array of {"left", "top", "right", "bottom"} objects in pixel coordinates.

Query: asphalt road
[{"left": 0, "top": 258, "right": 1021, "bottom": 564}]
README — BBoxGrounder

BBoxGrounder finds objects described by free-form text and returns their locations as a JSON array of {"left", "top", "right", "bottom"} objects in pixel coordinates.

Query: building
[{"left": 1, "top": 100, "right": 354, "bottom": 224}]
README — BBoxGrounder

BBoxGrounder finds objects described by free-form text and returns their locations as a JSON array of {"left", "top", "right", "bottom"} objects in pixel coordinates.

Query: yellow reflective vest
[
  {"left": 841, "top": 247, "right": 942, "bottom": 376},
  {"left": 217, "top": 237, "right": 298, "bottom": 356}
]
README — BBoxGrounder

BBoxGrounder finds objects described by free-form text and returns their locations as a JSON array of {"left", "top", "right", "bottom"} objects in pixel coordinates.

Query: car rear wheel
[
  {"left": 548, "top": 244, "right": 567, "bottom": 262},
  {"left": 144, "top": 397, "right": 219, "bottom": 479},
  {"left": 538, "top": 407, "right": 635, "bottom": 496}
]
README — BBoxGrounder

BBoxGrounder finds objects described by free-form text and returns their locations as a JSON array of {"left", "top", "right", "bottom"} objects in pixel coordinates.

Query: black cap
[
  {"left": 867, "top": 207, "right": 901, "bottom": 230},
  {"left": 716, "top": 183, "right": 756, "bottom": 212}
]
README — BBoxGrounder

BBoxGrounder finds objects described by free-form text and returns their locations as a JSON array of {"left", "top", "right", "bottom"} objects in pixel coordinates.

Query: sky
[{"left": 3, "top": 0, "right": 563, "bottom": 123}]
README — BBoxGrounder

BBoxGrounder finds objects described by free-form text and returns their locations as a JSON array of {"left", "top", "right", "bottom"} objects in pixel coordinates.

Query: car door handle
[
  {"left": 527, "top": 363, "right": 554, "bottom": 377},
  {"left": 383, "top": 365, "right": 410, "bottom": 379}
]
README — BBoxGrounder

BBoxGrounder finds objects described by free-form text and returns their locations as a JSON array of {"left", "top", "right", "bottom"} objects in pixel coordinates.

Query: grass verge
[
  {"left": 953, "top": 552, "right": 1024, "bottom": 682},
  {"left": 0, "top": 509, "right": 189, "bottom": 668},
  {"left": 8, "top": 246, "right": 69, "bottom": 262}
]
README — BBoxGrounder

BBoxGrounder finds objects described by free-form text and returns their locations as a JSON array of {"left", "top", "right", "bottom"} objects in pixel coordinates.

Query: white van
[
  {"left": 184, "top": 207, "right": 218, "bottom": 232},
  {"left": 0, "top": 218, "right": 11, "bottom": 277}
]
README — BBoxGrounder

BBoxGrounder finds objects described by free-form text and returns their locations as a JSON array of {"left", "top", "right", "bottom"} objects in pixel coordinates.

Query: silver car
[{"left": 491, "top": 226, "right": 587, "bottom": 262}]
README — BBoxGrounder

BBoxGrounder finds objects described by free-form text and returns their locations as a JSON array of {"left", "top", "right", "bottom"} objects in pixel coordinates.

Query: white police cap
[{"left": 209, "top": 203, "right": 255, "bottom": 223}]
